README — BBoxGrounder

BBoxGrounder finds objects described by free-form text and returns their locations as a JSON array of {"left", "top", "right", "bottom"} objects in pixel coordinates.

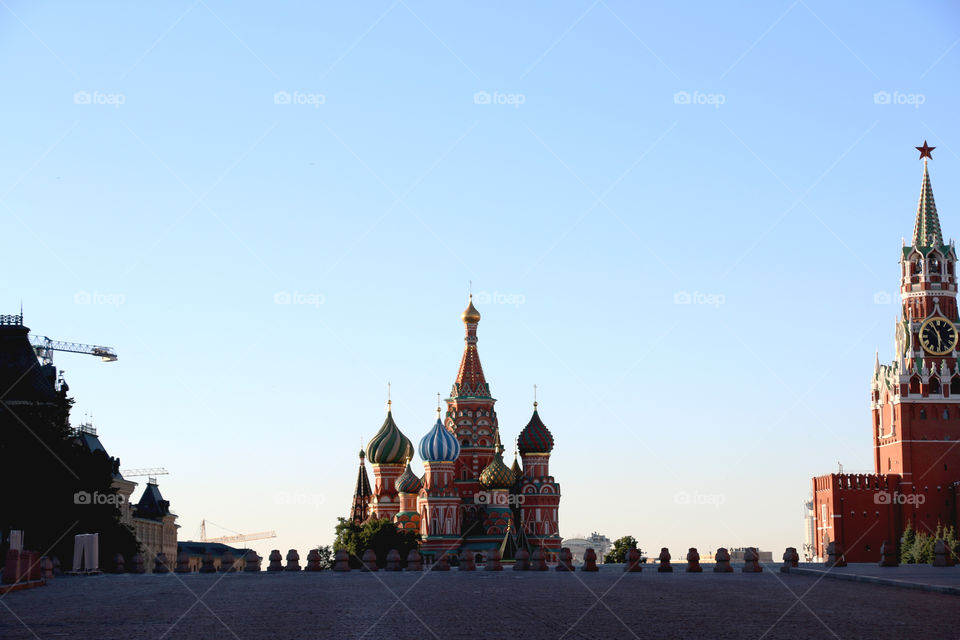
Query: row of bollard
[
  {"left": 321, "top": 546, "right": 768, "bottom": 573},
  {"left": 93, "top": 540, "right": 959, "bottom": 575}
]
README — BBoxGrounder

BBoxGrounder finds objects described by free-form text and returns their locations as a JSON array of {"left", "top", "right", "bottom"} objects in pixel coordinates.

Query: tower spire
[
  {"left": 912, "top": 146, "right": 941, "bottom": 248},
  {"left": 351, "top": 449, "right": 372, "bottom": 523}
]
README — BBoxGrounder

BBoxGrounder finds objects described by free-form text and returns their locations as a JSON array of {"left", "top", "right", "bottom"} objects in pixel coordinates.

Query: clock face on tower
[{"left": 919, "top": 316, "right": 959, "bottom": 355}]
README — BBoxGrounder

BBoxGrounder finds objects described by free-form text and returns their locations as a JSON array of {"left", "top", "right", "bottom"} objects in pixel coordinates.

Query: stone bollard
[
  {"left": 781, "top": 547, "right": 799, "bottom": 573},
  {"left": 581, "top": 548, "right": 599, "bottom": 572},
  {"left": 131, "top": 553, "right": 145, "bottom": 574},
  {"left": 878, "top": 541, "right": 898, "bottom": 567},
  {"left": 333, "top": 549, "right": 351, "bottom": 572},
  {"left": 362, "top": 549, "right": 378, "bottom": 572},
  {"left": 933, "top": 539, "right": 955, "bottom": 567},
  {"left": 306, "top": 549, "right": 322, "bottom": 572},
  {"left": 486, "top": 548, "right": 502, "bottom": 571},
  {"left": 657, "top": 548, "right": 673, "bottom": 572},
  {"left": 52, "top": 556, "right": 62, "bottom": 576},
  {"left": 40, "top": 556, "right": 54, "bottom": 580},
  {"left": 199, "top": 553, "right": 216, "bottom": 574},
  {"left": 25, "top": 552, "right": 40, "bottom": 582},
  {"left": 386, "top": 549, "right": 402, "bottom": 571},
  {"left": 713, "top": 547, "right": 733, "bottom": 573},
  {"left": 406, "top": 549, "right": 422, "bottom": 571},
  {"left": 112, "top": 553, "right": 125, "bottom": 574},
  {"left": 432, "top": 553, "right": 450, "bottom": 571},
  {"left": 625, "top": 547, "right": 642, "bottom": 572},
  {"left": 513, "top": 548, "right": 530, "bottom": 571},
  {"left": 285, "top": 549, "right": 301, "bottom": 572},
  {"left": 686, "top": 548, "right": 702, "bottom": 573},
  {"left": 459, "top": 550, "right": 475, "bottom": 571},
  {"left": 825, "top": 542, "right": 846, "bottom": 568},
  {"left": 266, "top": 550, "right": 283, "bottom": 572},
  {"left": 556, "top": 548, "right": 574, "bottom": 572},
  {"left": 243, "top": 551, "right": 261, "bottom": 572},
  {"left": 742, "top": 547, "right": 762, "bottom": 573},
  {"left": 154, "top": 553, "right": 170, "bottom": 574},
  {"left": 175, "top": 551, "right": 191, "bottom": 574},
  {"left": 530, "top": 547, "right": 548, "bottom": 571},
  {"left": 220, "top": 552, "right": 235, "bottom": 573}
]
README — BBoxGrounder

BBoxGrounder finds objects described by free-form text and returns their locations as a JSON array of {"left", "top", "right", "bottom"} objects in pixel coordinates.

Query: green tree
[
  {"left": 313, "top": 544, "right": 334, "bottom": 570},
  {"left": 900, "top": 521, "right": 917, "bottom": 564},
  {"left": 604, "top": 536, "right": 641, "bottom": 564},
  {"left": 943, "top": 526, "right": 960, "bottom": 564},
  {"left": 333, "top": 517, "right": 420, "bottom": 568}
]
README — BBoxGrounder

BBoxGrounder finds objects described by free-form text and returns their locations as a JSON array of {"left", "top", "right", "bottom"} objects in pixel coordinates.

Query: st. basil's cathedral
[{"left": 350, "top": 297, "right": 561, "bottom": 562}]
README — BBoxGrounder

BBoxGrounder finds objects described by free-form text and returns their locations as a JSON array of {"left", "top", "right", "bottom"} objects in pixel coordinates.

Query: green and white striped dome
[{"left": 366, "top": 409, "right": 413, "bottom": 464}]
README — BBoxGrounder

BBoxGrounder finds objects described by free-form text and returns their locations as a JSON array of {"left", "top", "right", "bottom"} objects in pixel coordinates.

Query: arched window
[
  {"left": 910, "top": 376, "right": 922, "bottom": 395},
  {"left": 950, "top": 376, "right": 960, "bottom": 395},
  {"left": 914, "top": 259, "right": 923, "bottom": 276},
  {"left": 944, "top": 409, "right": 950, "bottom": 420},
  {"left": 930, "top": 257, "right": 941, "bottom": 274},
  {"left": 920, "top": 407, "right": 927, "bottom": 420},
  {"left": 930, "top": 377, "right": 941, "bottom": 394}
]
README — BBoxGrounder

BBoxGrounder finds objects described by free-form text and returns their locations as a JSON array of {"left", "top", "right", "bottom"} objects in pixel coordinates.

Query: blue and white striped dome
[{"left": 419, "top": 417, "right": 460, "bottom": 462}]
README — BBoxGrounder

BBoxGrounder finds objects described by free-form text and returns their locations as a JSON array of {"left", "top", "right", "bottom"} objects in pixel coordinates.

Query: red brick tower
[
  {"left": 517, "top": 401, "right": 562, "bottom": 560},
  {"left": 813, "top": 144, "right": 960, "bottom": 561},
  {"left": 417, "top": 408, "right": 462, "bottom": 557},
  {"left": 365, "top": 403, "right": 413, "bottom": 520},
  {"left": 445, "top": 296, "right": 499, "bottom": 534}
]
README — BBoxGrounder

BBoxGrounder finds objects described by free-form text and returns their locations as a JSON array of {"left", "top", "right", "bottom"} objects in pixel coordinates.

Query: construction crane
[
  {"left": 198, "top": 519, "right": 277, "bottom": 545},
  {"left": 29, "top": 335, "right": 117, "bottom": 366},
  {"left": 119, "top": 467, "right": 169, "bottom": 478}
]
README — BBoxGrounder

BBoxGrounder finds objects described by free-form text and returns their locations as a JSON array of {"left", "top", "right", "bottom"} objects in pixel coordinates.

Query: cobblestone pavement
[{"left": 2, "top": 568, "right": 960, "bottom": 640}]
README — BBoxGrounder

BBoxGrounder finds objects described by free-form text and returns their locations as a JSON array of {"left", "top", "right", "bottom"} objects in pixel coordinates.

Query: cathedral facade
[
  {"left": 812, "top": 145, "right": 960, "bottom": 562},
  {"left": 351, "top": 297, "right": 561, "bottom": 561}
]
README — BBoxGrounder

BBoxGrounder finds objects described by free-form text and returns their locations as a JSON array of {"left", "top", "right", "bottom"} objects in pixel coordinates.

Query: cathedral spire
[
  {"left": 351, "top": 449, "right": 372, "bottom": 524},
  {"left": 452, "top": 295, "right": 490, "bottom": 399},
  {"left": 911, "top": 153, "right": 941, "bottom": 249}
]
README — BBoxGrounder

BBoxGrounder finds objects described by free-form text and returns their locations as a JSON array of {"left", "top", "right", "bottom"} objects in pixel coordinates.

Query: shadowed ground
[{"left": 2, "top": 567, "right": 959, "bottom": 639}]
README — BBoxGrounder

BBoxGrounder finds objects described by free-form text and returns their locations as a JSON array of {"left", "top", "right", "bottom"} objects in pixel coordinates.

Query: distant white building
[{"left": 561, "top": 532, "right": 611, "bottom": 564}]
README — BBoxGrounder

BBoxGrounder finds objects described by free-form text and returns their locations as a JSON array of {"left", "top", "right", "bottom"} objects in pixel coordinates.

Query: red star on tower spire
[{"left": 916, "top": 140, "right": 935, "bottom": 160}]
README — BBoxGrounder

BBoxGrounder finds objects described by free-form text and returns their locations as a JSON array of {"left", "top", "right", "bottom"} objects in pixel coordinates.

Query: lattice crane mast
[{"left": 29, "top": 335, "right": 117, "bottom": 366}]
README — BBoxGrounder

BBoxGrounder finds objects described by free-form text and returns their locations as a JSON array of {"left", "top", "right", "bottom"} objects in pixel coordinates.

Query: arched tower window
[
  {"left": 930, "top": 257, "right": 941, "bottom": 275},
  {"left": 944, "top": 409, "right": 950, "bottom": 420},
  {"left": 913, "top": 259, "right": 923, "bottom": 276},
  {"left": 930, "top": 377, "right": 941, "bottom": 394},
  {"left": 950, "top": 376, "right": 960, "bottom": 395},
  {"left": 919, "top": 407, "right": 927, "bottom": 420},
  {"left": 910, "top": 376, "right": 921, "bottom": 395}
]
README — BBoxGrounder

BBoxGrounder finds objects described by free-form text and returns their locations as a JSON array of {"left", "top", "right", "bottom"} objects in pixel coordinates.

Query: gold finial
[
  {"left": 436, "top": 392, "right": 442, "bottom": 417},
  {"left": 533, "top": 384, "right": 538, "bottom": 408},
  {"left": 494, "top": 427, "right": 504, "bottom": 454},
  {"left": 387, "top": 382, "right": 392, "bottom": 409}
]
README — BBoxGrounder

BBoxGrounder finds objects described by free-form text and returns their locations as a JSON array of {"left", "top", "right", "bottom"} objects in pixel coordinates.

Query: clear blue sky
[{"left": 2, "top": 1, "right": 958, "bottom": 558}]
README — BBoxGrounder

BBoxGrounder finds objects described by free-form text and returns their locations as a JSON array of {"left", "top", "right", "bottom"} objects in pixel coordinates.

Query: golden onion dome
[
  {"left": 461, "top": 295, "right": 481, "bottom": 324},
  {"left": 479, "top": 453, "right": 514, "bottom": 490},
  {"left": 479, "top": 430, "right": 513, "bottom": 490}
]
